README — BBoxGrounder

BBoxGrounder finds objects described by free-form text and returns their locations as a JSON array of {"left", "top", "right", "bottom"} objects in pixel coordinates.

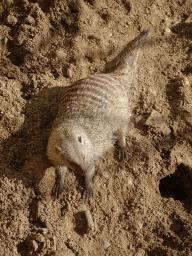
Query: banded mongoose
[{"left": 47, "top": 29, "right": 149, "bottom": 197}]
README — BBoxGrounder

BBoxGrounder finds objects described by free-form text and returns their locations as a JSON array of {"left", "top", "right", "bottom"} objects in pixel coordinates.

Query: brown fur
[{"left": 47, "top": 29, "right": 149, "bottom": 197}]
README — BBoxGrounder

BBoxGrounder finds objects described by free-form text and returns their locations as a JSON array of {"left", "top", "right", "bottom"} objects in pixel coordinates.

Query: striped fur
[
  {"left": 47, "top": 29, "right": 149, "bottom": 197},
  {"left": 57, "top": 73, "right": 128, "bottom": 121}
]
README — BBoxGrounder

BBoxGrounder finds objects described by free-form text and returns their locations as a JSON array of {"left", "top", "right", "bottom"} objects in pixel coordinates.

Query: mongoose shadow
[{"left": 0, "top": 85, "right": 68, "bottom": 196}]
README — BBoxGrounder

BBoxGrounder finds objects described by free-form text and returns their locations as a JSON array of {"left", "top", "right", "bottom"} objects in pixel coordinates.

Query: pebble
[
  {"left": 163, "top": 28, "right": 171, "bottom": 34},
  {"left": 57, "top": 50, "right": 67, "bottom": 59},
  {"left": 182, "top": 76, "right": 190, "bottom": 86},
  {"left": 85, "top": 210, "right": 94, "bottom": 232},
  {"left": 143, "top": 138, "right": 150, "bottom": 144},
  {"left": 67, "top": 68, "right": 73, "bottom": 78},
  {"left": 103, "top": 241, "right": 111, "bottom": 249},
  {"left": 6, "top": 15, "right": 17, "bottom": 26},
  {"left": 41, "top": 228, "right": 48, "bottom": 236},
  {"left": 186, "top": 6, "right": 192, "bottom": 13},
  {"left": 30, "top": 240, "right": 38, "bottom": 252},
  {"left": 48, "top": 24, "right": 61, "bottom": 35},
  {"left": 0, "top": 212, "right": 4, "bottom": 221},
  {"left": 143, "top": 151, "right": 150, "bottom": 159},
  {"left": 52, "top": 236, "right": 57, "bottom": 251},
  {"left": 175, "top": 76, "right": 190, "bottom": 86},
  {"left": 133, "top": 219, "right": 143, "bottom": 231},
  {"left": 35, "top": 233, "right": 45, "bottom": 243},
  {"left": 68, "top": 241, "right": 78, "bottom": 252},
  {"left": 100, "top": 170, "right": 109, "bottom": 178},
  {"left": 145, "top": 110, "right": 171, "bottom": 136},
  {"left": 127, "top": 177, "right": 133, "bottom": 186},
  {"left": 25, "top": 15, "right": 35, "bottom": 25},
  {"left": 134, "top": 248, "right": 145, "bottom": 256},
  {"left": 93, "top": 175, "right": 99, "bottom": 183}
]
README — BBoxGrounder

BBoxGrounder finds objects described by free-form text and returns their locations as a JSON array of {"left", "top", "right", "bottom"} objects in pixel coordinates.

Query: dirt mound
[{"left": 0, "top": 0, "right": 192, "bottom": 255}]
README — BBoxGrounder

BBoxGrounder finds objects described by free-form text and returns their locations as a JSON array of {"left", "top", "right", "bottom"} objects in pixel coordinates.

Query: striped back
[{"left": 58, "top": 73, "right": 126, "bottom": 119}]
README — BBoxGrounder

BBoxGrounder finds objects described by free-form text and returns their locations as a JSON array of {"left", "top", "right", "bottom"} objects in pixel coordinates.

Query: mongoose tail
[{"left": 104, "top": 29, "right": 149, "bottom": 75}]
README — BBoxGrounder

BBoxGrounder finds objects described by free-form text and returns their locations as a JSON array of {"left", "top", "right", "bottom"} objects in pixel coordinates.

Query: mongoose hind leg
[
  {"left": 117, "top": 126, "right": 127, "bottom": 161},
  {"left": 53, "top": 165, "right": 67, "bottom": 198},
  {"left": 84, "top": 166, "right": 94, "bottom": 198}
]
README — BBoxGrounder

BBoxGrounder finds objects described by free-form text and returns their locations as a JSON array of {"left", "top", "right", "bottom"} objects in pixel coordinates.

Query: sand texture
[{"left": 0, "top": 0, "right": 192, "bottom": 255}]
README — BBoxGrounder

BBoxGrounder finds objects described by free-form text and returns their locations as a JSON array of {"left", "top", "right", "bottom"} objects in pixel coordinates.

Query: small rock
[
  {"left": 127, "top": 249, "right": 135, "bottom": 256},
  {"left": 143, "top": 138, "right": 150, "bottom": 144},
  {"left": 189, "top": 214, "right": 192, "bottom": 221},
  {"left": 41, "top": 228, "right": 48, "bottom": 236},
  {"left": 134, "top": 248, "right": 145, "bottom": 256},
  {"left": 66, "top": 202, "right": 71, "bottom": 211},
  {"left": 132, "top": 218, "right": 143, "bottom": 231},
  {"left": 67, "top": 68, "right": 73, "bottom": 78},
  {"left": 127, "top": 177, "right": 133, "bottom": 186},
  {"left": 143, "top": 151, "right": 150, "bottom": 159},
  {"left": 13, "top": 81, "right": 22, "bottom": 91},
  {"left": 0, "top": 212, "right": 5, "bottom": 221},
  {"left": 158, "top": 238, "right": 164, "bottom": 243},
  {"left": 186, "top": 6, "right": 192, "bottom": 14},
  {"left": 133, "top": 207, "right": 139, "bottom": 214},
  {"left": 30, "top": 240, "right": 38, "bottom": 252},
  {"left": 57, "top": 50, "right": 67, "bottom": 59},
  {"left": 22, "top": 0, "right": 29, "bottom": 5},
  {"left": 103, "top": 241, "right": 110, "bottom": 249},
  {"left": 6, "top": 15, "right": 17, "bottom": 26},
  {"left": 35, "top": 233, "right": 45, "bottom": 243},
  {"left": 25, "top": 15, "right": 35, "bottom": 25},
  {"left": 182, "top": 76, "right": 190, "bottom": 86},
  {"left": 68, "top": 241, "right": 78, "bottom": 252},
  {"left": 145, "top": 110, "right": 171, "bottom": 136},
  {"left": 85, "top": 210, "right": 94, "bottom": 232},
  {"left": 163, "top": 28, "right": 171, "bottom": 34},
  {"left": 93, "top": 175, "right": 99, "bottom": 183},
  {"left": 52, "top": 236, "right": 57, "bottom": 251},
  {"left": 100, "top": 170, "right": 109, "bottom": 178}
]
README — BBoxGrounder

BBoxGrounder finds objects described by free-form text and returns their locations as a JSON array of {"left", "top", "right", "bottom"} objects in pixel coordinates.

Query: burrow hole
[{"left": 159, "top": 164, "right": 192, "bottom": 209}]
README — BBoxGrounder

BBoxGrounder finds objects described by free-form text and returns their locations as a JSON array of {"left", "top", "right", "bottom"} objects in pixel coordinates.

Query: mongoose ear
[
  {"left": 78, "top": 136, "right": 82, "bottom": 143},
  {"left": 55, "top": 146, "right": 62, "bottom": 153}
]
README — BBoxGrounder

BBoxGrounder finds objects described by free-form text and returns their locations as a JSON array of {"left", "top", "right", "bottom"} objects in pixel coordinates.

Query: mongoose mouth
[{"left": 68, "top": 160, "right": 87, "bottom": 176}]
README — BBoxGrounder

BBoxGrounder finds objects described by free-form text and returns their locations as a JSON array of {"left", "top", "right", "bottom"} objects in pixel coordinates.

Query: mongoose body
[{"left": 47, "top": 29, "right": 149, "bottom": 197}]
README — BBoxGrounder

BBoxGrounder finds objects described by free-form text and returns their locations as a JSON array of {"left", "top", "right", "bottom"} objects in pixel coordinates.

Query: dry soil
[{"left": 1, "top": 0, "right": 192, "bottom": 255}]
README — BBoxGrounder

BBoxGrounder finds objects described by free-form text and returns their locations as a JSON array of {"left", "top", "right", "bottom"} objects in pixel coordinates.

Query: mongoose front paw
[
  {"left": 84, "top": 185, "right": 94, "bottom": 198},
  {"left": 53, "top": 180, "right": 64, "bottom": 198},
  {"left": 118, "top": 146, "right": 127, "bottom": 161}
]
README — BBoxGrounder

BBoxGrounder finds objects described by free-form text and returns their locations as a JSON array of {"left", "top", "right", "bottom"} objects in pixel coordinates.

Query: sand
[{"left": 0, "top": 0, "right": 192, "bottom": 255}]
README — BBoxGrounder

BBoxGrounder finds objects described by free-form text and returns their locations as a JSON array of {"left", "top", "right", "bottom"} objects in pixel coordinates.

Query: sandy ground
[{"left": 1, "top": 0, "right": 192, "bottom": 255}]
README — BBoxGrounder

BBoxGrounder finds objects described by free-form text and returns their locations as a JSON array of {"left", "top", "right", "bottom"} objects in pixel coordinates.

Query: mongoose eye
[
  {"left": 55, "top": 146, "right": 62, "bottom": 153},
  {"left": 78, "top": 136, "right": 82, "bottom": 143}
]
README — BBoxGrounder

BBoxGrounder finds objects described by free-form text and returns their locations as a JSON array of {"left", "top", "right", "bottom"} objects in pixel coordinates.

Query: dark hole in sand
[{"left": 159, "top": 164, "right": 192, "bottom": 205}]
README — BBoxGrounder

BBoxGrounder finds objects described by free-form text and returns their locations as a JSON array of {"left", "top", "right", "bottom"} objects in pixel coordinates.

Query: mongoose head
[{"left": 55, "top": 126, "right": 94, "bottom": 176}]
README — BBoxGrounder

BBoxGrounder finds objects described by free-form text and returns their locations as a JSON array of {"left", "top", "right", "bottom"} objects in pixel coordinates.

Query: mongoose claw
[
  {"left": 53, "top": 180, "right": 64, "bottom": 198},
  {"left": 83, "top": 185, "right": 94, "bottom": 198},
  {"left": 118, "top": 146, "right": 127, "bottom": 161}
]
